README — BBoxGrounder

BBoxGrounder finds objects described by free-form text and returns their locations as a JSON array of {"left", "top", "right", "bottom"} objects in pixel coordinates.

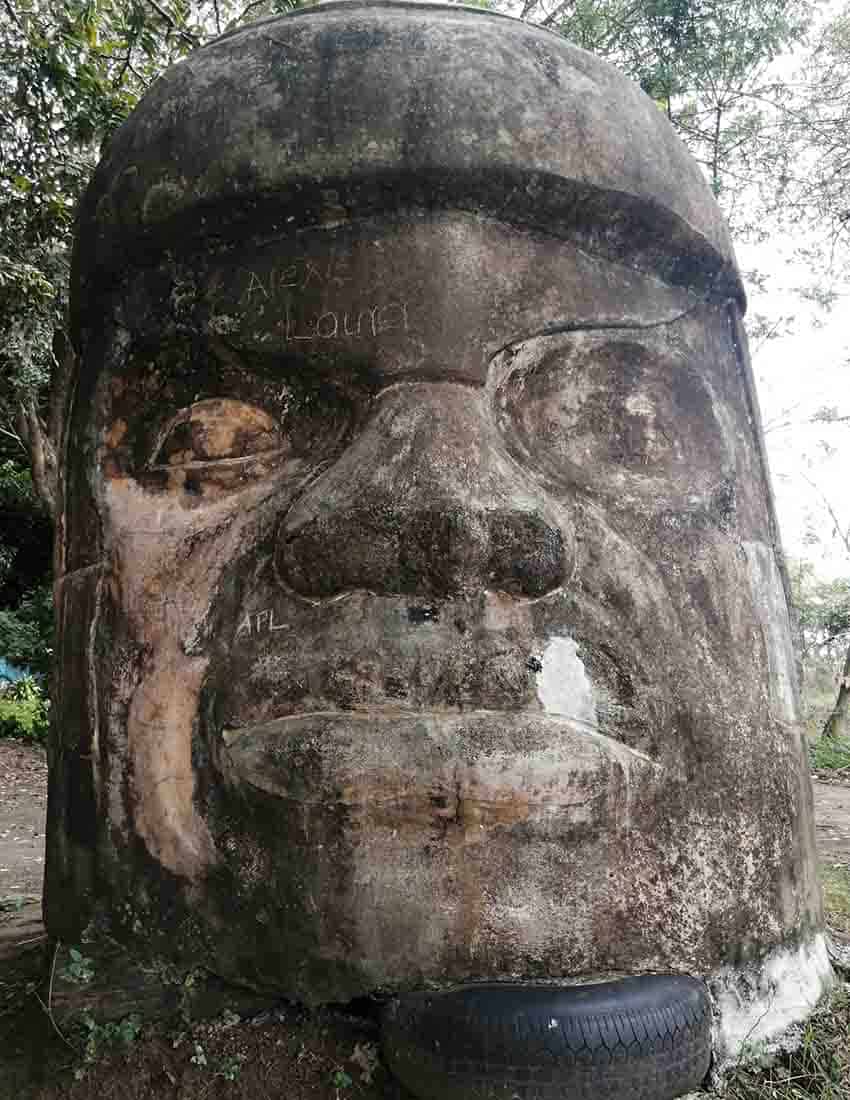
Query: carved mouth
[{"left": 219, "top": 709, "right": 659, "bottom": 812}]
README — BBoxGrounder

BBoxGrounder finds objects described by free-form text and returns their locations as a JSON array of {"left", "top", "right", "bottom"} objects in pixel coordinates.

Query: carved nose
[{"left": 276, "top": 384, "right": 569, "bottom": 601}]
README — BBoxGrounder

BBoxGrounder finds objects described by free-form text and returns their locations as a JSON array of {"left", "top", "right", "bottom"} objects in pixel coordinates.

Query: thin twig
[
  {"left": 145, "top": 0, "right": 200, "bottom": 47},
  {"left": 802, "top": 475, "right": 850, "bottom": 559},
  {"left": 33, "top": 941, "right": 77, "bottom": 1052},
  {"left": 541, "top": 0, "right": 572, "bottom": 27},
  {"left": 1, "top": 0, "right": 23, "bottom": 31},
  {"left": 0, "top": 424, "right": 27, "bottom": 449},
  {"left": 237, "top": 0, "right": 268, "bottom": 23}
]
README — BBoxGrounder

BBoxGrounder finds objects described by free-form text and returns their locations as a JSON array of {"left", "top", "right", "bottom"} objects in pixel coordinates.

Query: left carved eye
[{"left": 151, "top": 399, "right": 284, "bottom": 467}]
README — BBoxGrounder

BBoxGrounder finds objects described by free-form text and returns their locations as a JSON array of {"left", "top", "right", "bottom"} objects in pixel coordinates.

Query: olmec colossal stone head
[{"left": 50, "top": 0, "right": 829, "bottom": 1055}]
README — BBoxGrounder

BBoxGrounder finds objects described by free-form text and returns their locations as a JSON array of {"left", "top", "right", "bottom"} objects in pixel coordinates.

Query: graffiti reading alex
[
  {"left": 239, "top": 264, "right": 410, "bottom": 345},
  {"left": 241, "top": 257, "right": 352, "bottom": 296}
]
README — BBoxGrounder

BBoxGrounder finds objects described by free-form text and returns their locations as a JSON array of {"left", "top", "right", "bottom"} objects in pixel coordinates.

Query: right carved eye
[
  {"left": 151, "top": 398, "right": 284, "bottom": 467},
  {"left": 492, "top": 327, "right": 733, "bottom": 518}
]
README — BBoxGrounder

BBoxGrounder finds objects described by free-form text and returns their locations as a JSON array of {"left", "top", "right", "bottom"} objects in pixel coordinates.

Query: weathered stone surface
[{"left": 49, "top": 0, "right": 827, "bottom": 1058}]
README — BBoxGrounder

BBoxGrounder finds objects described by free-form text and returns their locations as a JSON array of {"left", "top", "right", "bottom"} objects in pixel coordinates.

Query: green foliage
[
  {"left": 331, "top": 1068, "right": 354, "bottom": 1090},
  {"left": 499, "top": 0, "right": 812, "bottom": 233},
  {"left": 217, "top": 1053, "right": 246, "bottom": 1081},
  {"left": 0, "top": 450, "right": 53, "bottom": 685},
  {"left": 766, "top": 3, "right": 850, "bottom": 262},
  {"left": 0, "top": 584, "right": 53, "bottom": 680},
  {"left": 792, "top": 561, "right": 850, "bottom": 659},
  {"left": 0, "top": 0, "right": 314, "bottom": 459},
  {"left": 0, "top": 675, "right": 49, "bottom": 741},
  {"left": 0, "top": 0, "right": 163, "bottom": 440},
  {"left": 0, "top": 455, "right": 51, "bottom": 605},
  {"left": 790, "top": 559, "right": 850, "bottom": 739},
  {"left": 810, "top": 735, "right": 850, "bottom": 771},
  {"left": 550, "top": 0, "right": 811, "bottom": 104},
  {"left": 77, "top": 1011, "right": 142, "bottom": 1064},
  {"left": 59, "top": 945, "right": 95, "bottom": 985}
]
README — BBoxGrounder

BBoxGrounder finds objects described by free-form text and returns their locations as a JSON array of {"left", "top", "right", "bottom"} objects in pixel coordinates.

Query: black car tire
[{"left": 381, "top": 975, "right": 712, "bottom": 1100}]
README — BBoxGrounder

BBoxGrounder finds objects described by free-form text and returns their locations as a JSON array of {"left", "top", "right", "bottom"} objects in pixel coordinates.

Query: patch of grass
[
  {"left": 810, "top": 736, "right": 850, "bottom": 772},
  {"left": 821, "top": 863, "right": 850, "bottom": 934},
  {"left": 726, "top": 984, "right": 850, "bottom": 1099}
]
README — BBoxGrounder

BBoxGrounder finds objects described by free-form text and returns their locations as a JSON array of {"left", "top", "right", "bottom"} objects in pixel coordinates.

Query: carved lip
[{"left": 220, "top": 709, "right": 659, "bottom": 805}]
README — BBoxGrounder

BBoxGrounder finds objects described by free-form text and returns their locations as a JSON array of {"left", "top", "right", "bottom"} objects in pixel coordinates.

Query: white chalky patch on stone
[
  {"left": 713, "top": 933, "right": 833, "bottom": 1062},
  {"left": 536, "top": 636, "right": 596, "bottom": 730},
  {"left": 625, "top": 392, "right": 655, "bottom": 417},
  {"left": 742, "top": 541, "right": 798, "bottom": 722}
]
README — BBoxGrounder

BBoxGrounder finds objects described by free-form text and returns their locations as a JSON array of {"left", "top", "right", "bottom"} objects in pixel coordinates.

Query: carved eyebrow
[{"left": 493, "top": 298, "right": 708, "bottom": 362}]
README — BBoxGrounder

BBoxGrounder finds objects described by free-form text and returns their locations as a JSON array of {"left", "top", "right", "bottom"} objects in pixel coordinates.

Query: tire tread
[{"left": 381, "top": 976, "right": 712, "bottom": 1100}]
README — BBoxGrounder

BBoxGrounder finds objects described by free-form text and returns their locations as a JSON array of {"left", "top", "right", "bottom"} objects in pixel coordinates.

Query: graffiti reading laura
[{"left": 279, "top": 300, "right": 409, "bottom": 343}]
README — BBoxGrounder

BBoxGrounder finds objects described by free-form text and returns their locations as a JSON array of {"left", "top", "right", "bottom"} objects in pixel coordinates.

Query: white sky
[
  {"left": 718, "top": 0, "right": 850, "bottom": 581},
  {"left": 739, "top": 240, "right": 849, "bottom": 578}
]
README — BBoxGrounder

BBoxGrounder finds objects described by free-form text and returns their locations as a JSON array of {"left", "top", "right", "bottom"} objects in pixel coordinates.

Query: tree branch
[
  {"left": 541, "top": 0, "right": 574, "bottom": 28},
  {"left": 0, "top": 424, "right": 28, "bottom": 451},
  {"left": 144, "top": 0, "right": 200, "bottom": 47},
  {"left": 15, "top": 399, "right": 56, "bottom": 518},
  {"left": 1, "top": 0, "right": 23, "bottom": 31},
  {"left": 802, "top": 475, "right": 850, "bottom": 560},
  {"left": 235, "top": 0, "right": 269, "bottom": 26}
]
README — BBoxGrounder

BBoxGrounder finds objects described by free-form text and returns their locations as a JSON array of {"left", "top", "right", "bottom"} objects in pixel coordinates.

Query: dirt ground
[
  {"left": 812, "top": 774, "right": 850, "bottom": 863},
  {"left": 0, "top": 739, "right": 47, "bottom": 900},
  {"left": 1, "top": 739, "right": 849, "bottom": 1100}
]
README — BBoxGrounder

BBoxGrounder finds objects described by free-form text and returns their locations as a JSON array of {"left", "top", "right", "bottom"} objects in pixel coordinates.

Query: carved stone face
[{"left": 49, "top": 1, "right": 825, "bottom": 1044}]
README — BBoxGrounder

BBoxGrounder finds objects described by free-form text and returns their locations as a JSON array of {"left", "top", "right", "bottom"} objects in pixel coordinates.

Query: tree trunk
[
  {"left": 12, "top": 338, "right": 76, "bottom": 521},
  {"left": 15, "top": 398, "right": 57, "bottom": 518},
  {"left": 822, "top": 642, "right": 850, "bottom": 740}
]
